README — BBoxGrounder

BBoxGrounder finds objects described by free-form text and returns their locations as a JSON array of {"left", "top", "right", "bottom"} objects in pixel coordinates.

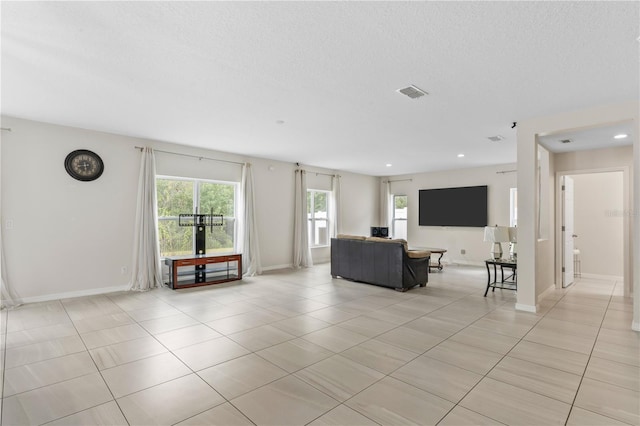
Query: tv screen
[{"left": 419, "top": 185, "right": 488, "bottom": 227}]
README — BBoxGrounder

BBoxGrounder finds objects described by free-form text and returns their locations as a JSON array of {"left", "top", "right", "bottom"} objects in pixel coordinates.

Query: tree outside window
[
  {"left": 307, "top": 190, "right": 330, "bottom": 247},
  {"left": 156, "top": 177, "right": 237, "bottom": 257}
]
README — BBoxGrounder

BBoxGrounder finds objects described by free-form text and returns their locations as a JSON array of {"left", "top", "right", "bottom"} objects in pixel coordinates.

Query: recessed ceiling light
[
  {"left": 386, "top": 163, "right": 392, "bottom": 167},
  {"left": 457, "top": 154, "right": 465, "bottom": 158},
  {"left": 614, "top": 134, "right": 628, "bottom": 139}
]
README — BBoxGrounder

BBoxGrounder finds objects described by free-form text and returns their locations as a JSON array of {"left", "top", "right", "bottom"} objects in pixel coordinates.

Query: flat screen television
[{"left": 419, "top": 185, "right": 488, "bottom": 227}]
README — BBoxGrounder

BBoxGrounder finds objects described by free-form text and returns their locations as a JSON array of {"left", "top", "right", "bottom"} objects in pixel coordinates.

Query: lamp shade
[
  {"left": 484, "top": 226, "right": 510, "bottom": 243},
  {"left": 508, "top": 227, "right": 517, "bottom": 243}
]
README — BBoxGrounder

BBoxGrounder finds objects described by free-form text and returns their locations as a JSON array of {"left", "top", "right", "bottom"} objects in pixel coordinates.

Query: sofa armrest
[{"left": 406, "top": 250, "right": 431, "bottom": 259}]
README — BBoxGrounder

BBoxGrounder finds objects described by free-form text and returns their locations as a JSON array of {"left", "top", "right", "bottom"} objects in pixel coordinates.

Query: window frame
[
  {"left": 307, "top": 189, "right": 331, "bottom": 248},
  {"left": 156, "top": 175, "right": 239, "bottom": 257}
]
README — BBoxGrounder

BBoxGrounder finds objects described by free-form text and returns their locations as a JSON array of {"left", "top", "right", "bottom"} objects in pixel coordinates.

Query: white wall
[
  {"left": 517, "top": 101, "right": 637, "bottom": 315},
  {"left": 572, "top": 172, "right": 624, "bottom": 277},
  {"left": 1, "top": 116, "right": 378, "bottom": 302},
  {"left": 382, "top": 163, "right": 517, "bottom": 265}
]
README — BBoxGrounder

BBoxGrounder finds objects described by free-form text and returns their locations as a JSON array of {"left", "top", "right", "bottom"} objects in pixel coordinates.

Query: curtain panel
[
  {"left": 293, "top": 169, "right": 313, "bottom": 268},
  {"left": 330, "top": 174, "right": 341, "bottom": 237},
  {"left": 240, "top": 163, "right": 262, "bottom": 276},
  {"left": 130, "top": 147, "right": 163, "bottom": 291}
]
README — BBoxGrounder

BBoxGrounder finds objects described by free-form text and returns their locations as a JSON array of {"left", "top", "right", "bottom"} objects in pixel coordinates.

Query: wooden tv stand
[{"left": 164, "top": 254, "right": 242, "bottom": 289}]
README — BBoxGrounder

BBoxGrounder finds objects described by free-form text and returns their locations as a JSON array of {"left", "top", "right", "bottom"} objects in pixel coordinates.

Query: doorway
[{"left": 561, "top": 171, "right": 625, "bottom": 287}]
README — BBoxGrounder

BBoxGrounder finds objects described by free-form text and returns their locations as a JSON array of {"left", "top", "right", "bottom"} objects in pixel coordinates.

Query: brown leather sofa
[{"left": 330, "top": 235, "right": 431, "bottom": 291}]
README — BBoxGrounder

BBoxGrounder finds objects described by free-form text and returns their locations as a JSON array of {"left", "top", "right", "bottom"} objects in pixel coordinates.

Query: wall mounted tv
[{"left": 419, "top": 185, "right": 488, "bottom": 227}]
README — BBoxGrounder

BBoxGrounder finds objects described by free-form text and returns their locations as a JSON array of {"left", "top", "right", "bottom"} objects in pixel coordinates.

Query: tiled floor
[{"left": 1, "top": 264, "right": 638, "bottom": 425}]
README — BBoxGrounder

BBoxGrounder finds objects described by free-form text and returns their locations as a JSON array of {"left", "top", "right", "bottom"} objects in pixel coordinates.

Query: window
[
  {"left": 393, "top": 195, "right": 408, "bottom": 240},
  {"left": 156, "top": 176, "right": 237, "bottom": 257},
  {"left": 307, "top": 190, "right": 330, "bottom": 247},
  {"left": 510, "top": 188, "right": 518, "bottom": 227}
]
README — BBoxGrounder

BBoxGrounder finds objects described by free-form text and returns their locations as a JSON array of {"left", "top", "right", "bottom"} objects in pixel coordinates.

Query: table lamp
[
  {"left": 508, "top": 227, "right": 517, "bottom": 260},
  {"left": 484, "top": 225, "right": 510, "bottom": 260}
]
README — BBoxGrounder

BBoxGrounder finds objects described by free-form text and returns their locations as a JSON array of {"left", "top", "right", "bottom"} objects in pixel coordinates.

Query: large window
[
  {"left": 307, "top": 189, "right": 330, "bottom": 247},
  {"left": 156, "top": 176, "right": 237, "bottom": 257},
  {"left": 393, "top": 195, "right": 408, "bottom": 240}
]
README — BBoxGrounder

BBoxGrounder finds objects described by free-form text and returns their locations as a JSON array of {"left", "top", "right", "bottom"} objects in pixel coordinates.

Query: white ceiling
[
  {"left": 538, "top": 121, "right": 634, "bottom": 153},
  {"left": 1, "top": 1, "right": 638, "bottom": 176}
]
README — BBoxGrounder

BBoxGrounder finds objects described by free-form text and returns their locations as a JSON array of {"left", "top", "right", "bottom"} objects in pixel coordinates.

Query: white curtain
[
  {"left": 293, "top": 169, "right": 313, "bottom": 268},
  {"left": 1, "top": 234, "right": 20, "bottom": 309},
  {"left": 330, "top": 174, "right": 341, "bottom": 237},
  {"left": 130, "top": 147, "right": 163, "bottom": 291},
  {"left": 380, "top": 179, "right": 391, "bottom": 229},
  {"left": 240, "top": 163, "right": 262, "bottom": 276}
]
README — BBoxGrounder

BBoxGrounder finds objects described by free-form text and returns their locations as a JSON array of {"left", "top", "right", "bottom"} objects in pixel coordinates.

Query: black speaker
[
  {"left": 371, "top": 227, "right": 380, "bottom": 237},
  {"left": 379, "top": 227, "right": 389, "bottom": 237}
]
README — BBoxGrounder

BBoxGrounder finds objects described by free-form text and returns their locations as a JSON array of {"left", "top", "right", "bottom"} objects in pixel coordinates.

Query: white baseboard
[
  {"left": 537, "top": 284, "right": 557, "bottom": 304},
  {"left": 515, "top": 303, "right": 538, "bottom": 313},
  {"left": 15, "top": 284, "right": 131, "bottom": 305},
  {"left": 447, "top": 259, "right": 485, "bottom": 267},
  {"left": 261, "top": 263, "right": 294, "bottom": 272},
  {"left": 579, "top": 273, "right": 624, "bottom": 281}
]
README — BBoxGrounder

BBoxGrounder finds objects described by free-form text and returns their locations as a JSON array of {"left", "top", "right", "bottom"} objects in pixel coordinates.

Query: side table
[{"left": 484, "top": 259, "right": 517, "bottom": 296}]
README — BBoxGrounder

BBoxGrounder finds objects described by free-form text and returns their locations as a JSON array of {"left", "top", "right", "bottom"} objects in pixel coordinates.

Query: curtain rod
[
  {"left": 384, "top": 178, "right": 412, "bottom": 183},
  {"left": 496, "top": 169, "right": 517, "bottom": 174},
  {"left": 296, "top": 163, "right": 338, "bottom": 178},
  {"left": 134, "top": 146, "right": 244, "bottom": 166}
]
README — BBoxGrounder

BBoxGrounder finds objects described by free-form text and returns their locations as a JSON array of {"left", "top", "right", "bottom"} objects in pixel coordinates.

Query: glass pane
[
  {"left": 394, "top": 219, "right": 407, "bottom": 240},
  {"left": 206, "top": 218, "right": 235, "bottom": 254},
  {"left": 156, "top": 179, "right": 194, "bottom": 217},
  {"left": 158, "top": 219, "right": 193, "bottom": 257},
  {"left": 394, "top": 195, "right": 408, "bottom": 219},
  {"left": 315, "top": 219, "right": 328, "bottom": 246},
  {"left": 199, "top": 182, "right": 235, "bottom": 217},
  {"left": 314, "top": 192, "right": 327, "bottom": 215}
]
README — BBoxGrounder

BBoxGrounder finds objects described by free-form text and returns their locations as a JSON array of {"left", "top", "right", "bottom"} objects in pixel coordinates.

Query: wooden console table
[{"left": 164, "top": 254, "right": 242, "bottom": 289}]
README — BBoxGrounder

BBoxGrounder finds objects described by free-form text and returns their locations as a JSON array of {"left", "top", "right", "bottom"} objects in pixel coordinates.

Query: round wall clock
[{"left": 64, "top": 149, "right": 104, "bottom": 181}]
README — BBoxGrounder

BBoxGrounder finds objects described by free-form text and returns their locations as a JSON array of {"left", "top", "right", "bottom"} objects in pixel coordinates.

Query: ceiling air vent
[
  {"left": 559, "top": 139, "right": 573, "bottom": 144},
  {"left": 397, "top": 85, "right": 428, "bottom": 99},
  {"left": 487, "top": 135, "right": 505, "bottom": 142}
]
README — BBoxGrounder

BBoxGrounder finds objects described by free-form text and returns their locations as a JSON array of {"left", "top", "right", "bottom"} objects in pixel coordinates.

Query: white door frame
[
  {"left": 561, "top": 176, "right": 575, "bottom": 288},
  {"left": 554, "top": 166, "right": 630, "bottom": 295}
]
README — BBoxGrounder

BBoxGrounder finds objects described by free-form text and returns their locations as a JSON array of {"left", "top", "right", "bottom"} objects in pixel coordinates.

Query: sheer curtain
[
  {"left": 380, "top": 179, "right": 391, "bottom": 230},
  {"left": 240, "top": 163, "right": 262, "bottom": 276},
  {"left": 330, "top": 174, "right": 341, "bottom": 237},
  {"left": 130, "top": 147, "right": 163, "bottom": 291},
  {"left": 293, "top": 169, "right": 313, "bottom": 268},
  {"left": 1, "top": 235, "right": 20, "bottom": 309}
]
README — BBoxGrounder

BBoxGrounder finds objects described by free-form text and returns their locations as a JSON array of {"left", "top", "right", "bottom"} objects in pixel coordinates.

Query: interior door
[{"left": 562, "top": 176, "right": 574, "bottom": 287}]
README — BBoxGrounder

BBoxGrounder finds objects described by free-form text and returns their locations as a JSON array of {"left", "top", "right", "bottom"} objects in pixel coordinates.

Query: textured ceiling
[{"left": 2, "top": 1, "right": 638, "bottom": 176}]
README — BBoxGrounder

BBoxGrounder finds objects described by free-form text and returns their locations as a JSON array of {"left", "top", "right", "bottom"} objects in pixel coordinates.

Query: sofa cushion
[{"left": 365, "top": 237, "right": 408, "bottom": 251}]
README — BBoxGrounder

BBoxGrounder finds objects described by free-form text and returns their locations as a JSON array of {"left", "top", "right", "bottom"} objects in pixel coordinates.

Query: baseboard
[
  {"left": 537, "top": 284, "right": 557, "bottom": 304},
  {"left": 447, "top": 259, "right": 484, "bottom": 267},
  {"left": 261, "top": 263, "right": 294, "bottom": 272},
  {"left": 579, "top": 273, "right": 624, "bottom": 281},
  {"left": 15, "top": 284, "right": 131, "bottom": 305},
  {"left": 515, "top": 303, "right": 538, "bottom": 313}
]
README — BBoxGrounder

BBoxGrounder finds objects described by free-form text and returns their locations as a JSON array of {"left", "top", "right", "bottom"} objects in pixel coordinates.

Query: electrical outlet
[{"left": 460, "top": 249, "right": 466, "bottom": 255}]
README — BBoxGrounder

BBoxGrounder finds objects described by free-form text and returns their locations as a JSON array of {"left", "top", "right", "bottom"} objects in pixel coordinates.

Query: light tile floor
[{"left": 1, "top": 264, "right": 638, "bottom": 425}]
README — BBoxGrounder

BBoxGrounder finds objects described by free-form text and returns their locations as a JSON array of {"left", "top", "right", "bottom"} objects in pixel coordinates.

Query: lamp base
[
  {"left": 490, "top": 243, "right": 503, "bottom": 260},
  {"left": 509, "top": 243, "right": 517, "bottom": 261}
]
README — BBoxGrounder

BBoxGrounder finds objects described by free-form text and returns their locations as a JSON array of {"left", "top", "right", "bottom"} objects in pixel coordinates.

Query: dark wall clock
[{"left": 64, "top": 149, "right": 104, "bottom": 181}]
